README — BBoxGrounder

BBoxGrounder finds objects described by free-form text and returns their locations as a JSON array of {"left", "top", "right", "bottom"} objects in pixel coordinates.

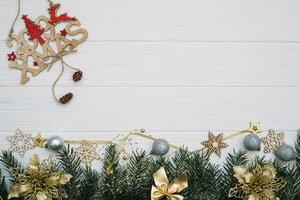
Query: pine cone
[
  {"left": 73, "top": 70, "right": 83, "bottom": 82},
  {"left": 59, "top": 93, "right": 73, "bottom": 104}
]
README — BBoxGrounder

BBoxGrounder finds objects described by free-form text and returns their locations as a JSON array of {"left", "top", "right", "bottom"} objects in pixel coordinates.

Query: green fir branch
[
  {"left": 186, "top": 150, "right": 221, "bottom": 200},
  {"left": 124, "top": 150, "right": 151, "bottom": 200},
  {"left": 57, "top": 145, "right": 83, "bottom": 200},
  {"left": 0, "top": 169, "right": 8, "bottom": 200},
  {"left": 296, "top": 130, "right": 300, "bottom": 171},
  {"left": 0, "top": 151, "right": 24, "bottom": 184},
  {"left": 292, "top": 130, "right": 300, "bottom": 199},
  {"left": 79, "top": 167, "right": 101, "bottom": 200},
  {"left": 219, "top": 150, "right": 247, "bottom": 200},
  {"left": 101, "top": 144, "right": 126, "bottom": 200}
]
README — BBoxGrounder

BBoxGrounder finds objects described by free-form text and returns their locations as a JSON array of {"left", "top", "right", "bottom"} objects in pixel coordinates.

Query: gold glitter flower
[
  {"left": 201, "top": 132, "right": 228, "bottom": 157},
  {"left": 229, "top": 164, "right": 286, "bottom": 200},
  {"left": 8, "top": 154, "right": 72, "bottom": 200}
]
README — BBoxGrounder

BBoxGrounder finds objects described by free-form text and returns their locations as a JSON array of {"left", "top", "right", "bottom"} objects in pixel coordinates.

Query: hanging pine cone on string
[
  {"left": 59, "top": 93, "right": 73, "bottom": 104},
  {"left": 73, "top": 70, "right": 83, "bottom": 82}
]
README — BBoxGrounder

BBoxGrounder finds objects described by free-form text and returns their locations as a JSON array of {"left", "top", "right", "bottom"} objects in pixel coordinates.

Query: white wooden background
[{"left": 0, "top": 0, "right": 299, "bottom": 166}]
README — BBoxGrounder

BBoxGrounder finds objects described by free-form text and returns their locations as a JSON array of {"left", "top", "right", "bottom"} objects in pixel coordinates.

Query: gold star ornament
[
  {"left": 262, "top": 129, "right": 285, "bottom": 153},
  {"left": 32, "top": 133, "right": 47, "bottom": 148},
  {"left": 248, "top": 122, "right": 262, "bottom": 134},
  {"left": 201, "top": 132, "right": 229, "bottom": 157}
]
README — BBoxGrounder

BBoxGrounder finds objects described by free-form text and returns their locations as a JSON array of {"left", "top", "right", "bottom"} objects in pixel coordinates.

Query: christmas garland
[{"left": 0, "top": 128, "right": 299, "bottom": 200}]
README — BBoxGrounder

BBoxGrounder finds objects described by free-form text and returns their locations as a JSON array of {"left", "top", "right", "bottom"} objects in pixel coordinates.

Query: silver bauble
[
  {"left": 243, "top": 134, "right": 261, "bottom": 151},
  {"left": 152, "top": 138, "right": 170, "bottom": 156},
  {"left": 275, "top": 144, "right": 295, "bottom": 161},
  {"left": 47, "top": 135, "right": 64, "bottom": 152}
]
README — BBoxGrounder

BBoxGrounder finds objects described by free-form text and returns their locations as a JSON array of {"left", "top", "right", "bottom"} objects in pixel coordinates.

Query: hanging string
[
  {"left": 43, "top": 46, "right": 83, "bottom": 104},
  {"left": 57, "top": 127, "right": 257, "bottom": 151},
  {"left": 7, "top": 0, "right": 21, "bottom": 42}
]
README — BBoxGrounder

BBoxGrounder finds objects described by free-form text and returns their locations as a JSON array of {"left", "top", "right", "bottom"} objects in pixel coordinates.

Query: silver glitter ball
[
  {"left": 152, "top": 138, "right": 170, "bottom": 156},
  {"left": 243, "top": 134, "right": 261, "bottom": 151},
  {"left": 47, "top": 135, "right": 64, "bottom": 152},
  {"left": 275, "top": 144, "right": 295, "bottom": 161}
]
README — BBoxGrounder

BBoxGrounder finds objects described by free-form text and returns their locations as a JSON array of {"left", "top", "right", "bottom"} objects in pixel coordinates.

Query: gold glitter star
[
  {"left": 32, "top": 133, "right": 46, "bottom": 148},
  {"left": 262, "top": 129, "right": 285, "bottom": 153},
  {"left": 75, "top": 143, "right": 100, "bottom": 166},
  {"left": 248, "top": 122, "right": 262, "bottom": 134},
  {"left": 201, "top": 132, "right": 229, "bottom": 157}
]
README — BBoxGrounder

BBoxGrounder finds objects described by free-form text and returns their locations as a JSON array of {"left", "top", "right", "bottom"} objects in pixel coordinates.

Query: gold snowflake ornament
[
  {"left": 262, "top": 129, "right": 285, "bottom": 153},
  {"left": 201, "top": 132, "right": 228, "bottom": 157},
  {"left": 75, "top": 143, "right": 100, "bottom": 166},
  {"left": 7, "top": 129, "right": 33, "bottom": 156}
]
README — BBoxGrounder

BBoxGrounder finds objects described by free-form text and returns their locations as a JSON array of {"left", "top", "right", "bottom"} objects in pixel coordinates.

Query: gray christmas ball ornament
[
  {"left": 243, "top": 134, "right": 261, "bottom": 151},
  {"left": 47, "top": 135, "right": 64, "bottom": 152},
  {"left": 275, "top": 144, "right": 295, "bottom": 161},
  {"left": 152, "top": 138, "right": 170, "bottom": 156}
]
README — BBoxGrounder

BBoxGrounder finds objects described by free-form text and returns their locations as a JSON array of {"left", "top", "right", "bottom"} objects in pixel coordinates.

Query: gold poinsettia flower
[
  {"left": 8, "top": 154, "right": 72, "bottom": 200},
  {"left": 229, "top": 164, "right": 286, "bottom": 200}
]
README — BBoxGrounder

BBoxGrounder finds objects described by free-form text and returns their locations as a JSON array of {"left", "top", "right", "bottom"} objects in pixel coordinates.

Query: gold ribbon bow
[{"left": 151, "top": 167, "right": 188, "bottom": 200}]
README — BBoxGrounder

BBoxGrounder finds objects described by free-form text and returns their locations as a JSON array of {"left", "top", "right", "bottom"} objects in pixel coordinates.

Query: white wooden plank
[
  {"left": 0, "top": 87, "right": 299, "bottom": 132},
  {"left": 2, "top": 41, "right": 300, "bottom": 87},
  {"left": 1, "top": 0, "right": 300, "bottom": 41}
]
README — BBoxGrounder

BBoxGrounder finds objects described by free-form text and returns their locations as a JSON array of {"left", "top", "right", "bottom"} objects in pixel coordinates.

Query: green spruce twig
[
  {"left": 101, "top": 144, "right": 126, "bottom": 200},
  {"left": 124, "top": 150, "right": 151, "bottom": 200},
  {"left": 79, "top": 167, "right": 101, "bottom": 200},
  {"left": 0, "top": 150, "right": 24, "bottom": 184},
  {"left": 57, "top": 145, "right": 83, "bottom": 200},
  {"left": 0, "top": 169, "right": 8, "bottom": 200},
  {"left": 219, "top": 150, "right": 247, "bottom": 200}
]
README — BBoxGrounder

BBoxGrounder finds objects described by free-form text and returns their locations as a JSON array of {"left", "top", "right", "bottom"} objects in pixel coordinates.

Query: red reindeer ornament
[{"left": 48, "top": 3, "right": 77, "bottom": 25}]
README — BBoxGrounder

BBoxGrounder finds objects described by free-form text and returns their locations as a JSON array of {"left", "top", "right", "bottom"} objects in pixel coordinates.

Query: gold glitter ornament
[
  {"left": 8, "top": 154, "right": 72, "bottom": 200},
  {"left": 201, "top": 132, "right": 228, "bottom": 157},
  {"left": 248, "top": 122, "right": 262, "bottom": 134},
  {"left": 262, "top": 130, "right": 285, "bottom": 153},
  {"left": 32, "top": 133, "right": 47, "bottom": 148},
  {"left": 75, "top": 143, "right": 100, "bottom": 166},
  {"left": 7, "top": 129, "right": 33, "bottom": 156},
  {"left": 229, "top": 164, "right": 286, "bottom": 200}
]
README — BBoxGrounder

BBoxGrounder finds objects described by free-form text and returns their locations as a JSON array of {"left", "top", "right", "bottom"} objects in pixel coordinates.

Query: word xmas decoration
[{"left": 7, "top": 2, "right": 88, "bottom": 104}]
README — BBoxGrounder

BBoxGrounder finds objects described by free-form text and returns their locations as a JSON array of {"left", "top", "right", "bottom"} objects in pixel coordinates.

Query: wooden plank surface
[
  {"left": 1, "top": 0, "right": 300, "bottom": 41},
  {"left": 0, "top": 87, "right": 299, "bottom": 131},
  {"left": 0, "top": 0, "right": 299, "bottom": 165},
  {"left": 1, "top": 41, "right": 300, "bottom": 87}
]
